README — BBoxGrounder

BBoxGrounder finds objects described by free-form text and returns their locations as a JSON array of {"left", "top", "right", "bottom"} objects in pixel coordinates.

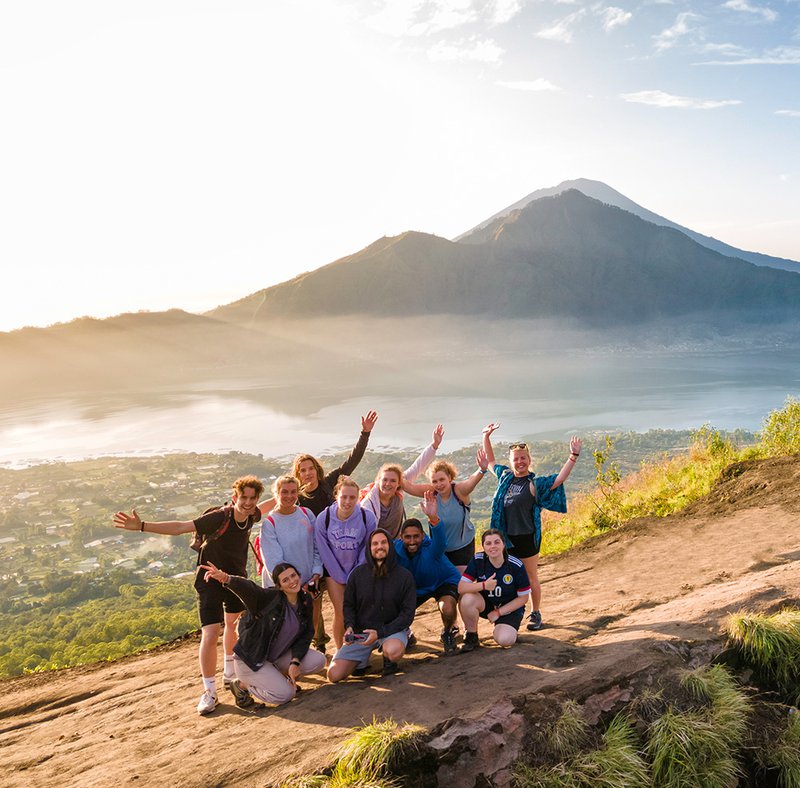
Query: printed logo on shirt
[{"left": 503, "top": 574, "right": 513, "bottom": 585}]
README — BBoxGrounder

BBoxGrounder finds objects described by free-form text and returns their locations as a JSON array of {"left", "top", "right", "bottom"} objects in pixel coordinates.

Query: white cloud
[
  {"left": 698, "top": 41, "right": 749, "bottom": 56},
  {"left": 621, "top": 89, "right": 742, "bottom": 108},
  {"left": 428, "top": 36, "right": 505, "bottom": 62},
  {"left": 696, "top": 45, "right": 800, "bottom": 64},
  {"left": 536, "top": 10, "right": 586, "bottom": 43},
  {"left": 600, "top": 6, "right": 633, "bottom": 31},
  {"left": 490, "top": 0, "right": 525, "bottom": 25},
  {"left": 361, "top": 0, "right": 523, "bottom": 36},
  {"left": 653, "top": 12, "right": 701, "bottom": 52},
  {"left": 497, "top": 78, "right": 561, "bottom": 90},
  {"left": 721, "top": 0, "right": 778, "bottom": 22},
  {"left": 776, "top": 109, "right": 800, "bottom": 117}
]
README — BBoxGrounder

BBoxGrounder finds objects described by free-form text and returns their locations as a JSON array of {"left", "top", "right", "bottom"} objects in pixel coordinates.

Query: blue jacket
[{"left": 394, "top": 522, "right": 462, "bottom": 596}]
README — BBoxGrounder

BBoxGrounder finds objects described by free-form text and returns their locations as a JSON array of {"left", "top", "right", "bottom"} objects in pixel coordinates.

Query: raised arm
[
  {"left": 482, "top": 423, "right": 500, "bottom": 469},
  {"left": 258, "top": 497, "right": 276, "bottom": 515},
  {"left": 421, "top": 491, "right": 448, "bottom": 556},
  {"left": 550, "top": 436, "right": 582, "bottom": 490},
  {"left": 113, "top": 509, "right": 194, "bottom": 536},
  {"left": 404, "top": 424, "right": 443, "bottom": 483},
  {"left": 453, "top": 448, "right": 490, "bottom": 502},
  {"left": 334, "top": 410, "right": 378, "bottom": 479}
]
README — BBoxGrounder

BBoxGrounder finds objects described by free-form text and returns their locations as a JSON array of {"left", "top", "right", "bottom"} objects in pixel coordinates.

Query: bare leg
[
  {"left": 199, "top": 623, "right": 221, "bottom": 678},
  {"left": 492, "top": 623, "right": 518, "bottom": 647},
  {"left": 326, "top": 579, "right": 346, "bottom": 649},
  {"left": 521, "top": 555, "right": 541, "bottom": 611},
  {"left": 458, "top": 593, "right": 486, "bottom": 633},
  {"left": 327, "top": 658, "right": 360, "bottom": 683},
  {"left": 222, "top": 611, "right": 242, "bottom": 660},
  {"left": 438, "top": 595, "right": 457, "bottom": 631}
]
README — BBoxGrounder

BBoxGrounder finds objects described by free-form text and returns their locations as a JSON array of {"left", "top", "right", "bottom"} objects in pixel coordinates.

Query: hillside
[
  {"left": 210, "top": 190, "right": 800, "bottom": 327},
  {"left": 456, "top": 178, "right": 800, "bottom": 274},
  {"left": 3, "top": 454, "right": 799, "bottom": 787}
]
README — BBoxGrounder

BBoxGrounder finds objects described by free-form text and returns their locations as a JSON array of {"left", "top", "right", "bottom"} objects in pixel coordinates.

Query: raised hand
[
  {"left": 482, "top": 422, "right": 500, "bottom": 437},
  {"left": 421, "top": 490, "right": 438, "bottom": 521},
  {"left": 432, "top": 424, "right": 445, "bottom": 450},
  {"left": 570, "top": 436, "right": 582, "bottom": 456},
  {"left": 476, "top": 448, "right": 489, "bottom": 472},
  {"left": 113, "top": 509, "right": 141, "bottom": 531},
  {"left": 199, "top": 562, "right": 228, "bottom": 584},
  {"left": 484, "top": 572, "right": 498, "bottom": 592},
  {"left": 361, "top": 410, "right": 378, "bottom": 432}
]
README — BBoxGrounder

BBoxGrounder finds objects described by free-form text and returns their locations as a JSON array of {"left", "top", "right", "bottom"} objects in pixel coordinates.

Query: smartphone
[{"left": 345, "top": 632, "right": 368, "bottom": 644}]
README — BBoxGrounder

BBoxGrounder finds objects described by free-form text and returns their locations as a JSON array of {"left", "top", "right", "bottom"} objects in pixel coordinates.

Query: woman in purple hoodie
[{"left": 315, "top": 476, "right": 377, "bottom": 649}]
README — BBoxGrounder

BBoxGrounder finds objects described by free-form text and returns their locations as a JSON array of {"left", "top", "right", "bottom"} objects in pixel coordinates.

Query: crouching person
[
  {"left": 200, "top": 561, "right": 326, "bottom": 707},
  {"left": 327, "top": 529, "right": 416, "bottom": 680},
  {"left": 458, "top": 529, "right": 530, "bottom": 651}
]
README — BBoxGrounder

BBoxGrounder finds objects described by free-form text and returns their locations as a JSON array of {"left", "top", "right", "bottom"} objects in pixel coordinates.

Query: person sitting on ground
[
  {"left": 314, "top": 476, "right": 377, "bottom": 649},
  {"left": 482, "top": 424, "right": 581, "bottom": 632},
  {"left": 327, "top": 528, "right": 416, "bottom": 680},
  {"left": 458, "top": 528, "right": 531, "bottom": 652},
  {"left": 359, "top": 424, "right": 444, "bottom": 539},
  {"left": 400, "top": 449, "right": 490, "bottom": 572},
  {"left": 113, "top": 475, "right": 264, "bottom": 715},
  {"left": 199, "top": 560, "right": 326, "bottom": 708},
  {"left": 394, "top": 491, "right": 463, "bottom": 654}
]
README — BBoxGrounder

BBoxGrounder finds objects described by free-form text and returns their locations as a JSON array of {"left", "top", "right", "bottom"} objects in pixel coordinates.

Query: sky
[{"left": 1, "top": 0, "right": 798, "bottom": 332}]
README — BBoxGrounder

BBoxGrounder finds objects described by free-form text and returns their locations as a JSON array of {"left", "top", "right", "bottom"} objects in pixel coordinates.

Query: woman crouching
[
  {"left": 457, "top": 529, "right": 530, "bottom": 651},
  {"left": 200, "top": 560, "right": 326, "bottom": 707}
]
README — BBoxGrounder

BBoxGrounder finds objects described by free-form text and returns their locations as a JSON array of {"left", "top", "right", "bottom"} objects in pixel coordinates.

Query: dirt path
[{"left": 2, "top": 456, "right": 800, "bottom": 787}]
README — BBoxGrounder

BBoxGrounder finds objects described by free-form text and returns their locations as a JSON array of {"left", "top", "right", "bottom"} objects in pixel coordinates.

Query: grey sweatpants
[{"left": 234, "top": 649, "right": 326, "bottom": 705}]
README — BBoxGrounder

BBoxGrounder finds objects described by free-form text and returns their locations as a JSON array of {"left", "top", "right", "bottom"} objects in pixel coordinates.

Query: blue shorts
[{"left": 331, "top": 631, "right": 409, "bottom": 668}]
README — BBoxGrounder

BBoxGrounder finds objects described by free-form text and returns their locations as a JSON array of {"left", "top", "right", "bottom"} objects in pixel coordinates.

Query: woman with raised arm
[
  {"left": 458, "top": 529, "right": 530, "bottom": 651},
  {"left": 359, "top": 424, "right": 444, "bottom": 539},
  {"left": 482, "top": 423, "right": 582, "bottom": 632},
  {"left": 314, "top": 476, "right": 377, "bottom": 649},
  {"left": 401, "top": 448, "right": 490, "bottom": 572},
  {"left": 199, "top": 561, "right": 326, "bottom": 708}
]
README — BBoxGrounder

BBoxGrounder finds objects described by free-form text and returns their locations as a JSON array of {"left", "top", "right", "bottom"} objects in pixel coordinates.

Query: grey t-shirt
[{"left": 503, "top": 477, "right": 537, "bottom": 537}]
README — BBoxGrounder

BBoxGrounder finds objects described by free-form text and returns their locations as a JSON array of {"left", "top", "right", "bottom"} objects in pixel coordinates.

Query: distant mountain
[
  {"left": 456, "top": 178, "right": 799, "bottom": 273},
  {"left": 210, "top": 190, "right": 800, "bottom": 327}
]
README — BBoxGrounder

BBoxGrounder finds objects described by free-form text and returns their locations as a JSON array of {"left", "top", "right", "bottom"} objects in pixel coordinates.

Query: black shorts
[
  {"left": 416, "top": 583, "right": 459, "bottom": 608},
  {"left": 479, "top": 606, "right": 525, "bottom": 631},
  {"left": 445, "top": 541, "right": 475, "bottom": 567},
  {"left": 507, "top": 531, "right": 540, "bottom": 559},
  {"left": 195, "top": 578, "right": 246, "bottom": 627}
]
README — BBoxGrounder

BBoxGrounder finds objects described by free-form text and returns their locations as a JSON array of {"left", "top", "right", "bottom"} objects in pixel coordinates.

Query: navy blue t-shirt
[{"left": 462, "top": 552, "right": 531, "bottom": 609}]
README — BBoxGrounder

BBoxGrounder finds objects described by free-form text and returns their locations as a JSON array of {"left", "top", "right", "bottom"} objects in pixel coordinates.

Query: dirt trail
[{"left": 2, "top": 456, "right": 800, "bottom": 787}]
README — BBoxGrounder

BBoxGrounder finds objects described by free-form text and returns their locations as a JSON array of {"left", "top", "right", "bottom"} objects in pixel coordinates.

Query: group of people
[{"left": 113, "top": 411, "right": 581, "bottom": 715}]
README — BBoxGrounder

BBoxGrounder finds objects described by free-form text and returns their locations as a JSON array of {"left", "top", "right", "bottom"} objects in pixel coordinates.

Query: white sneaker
[
  {"left": 197, "top": 690, "right": 218, "bottom": 715},
  {"left": 223, "top": 675, "right": 235, "bottom": 690}
]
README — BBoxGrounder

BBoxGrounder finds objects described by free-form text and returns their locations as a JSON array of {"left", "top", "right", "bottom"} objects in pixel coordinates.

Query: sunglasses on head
[{"left": 509, "top": 442, "right": 529, "bottom": 451}]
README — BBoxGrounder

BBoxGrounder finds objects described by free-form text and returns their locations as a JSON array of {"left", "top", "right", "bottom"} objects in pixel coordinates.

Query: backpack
[
  {"left": 447, "top": 482, "right": 471, "bottom": 542},
  {"left": 191, "top": 504, "right": 261, "bottom": 569},
  {"left": 324, "top": 506, "right": 367, "bottom": 531}
]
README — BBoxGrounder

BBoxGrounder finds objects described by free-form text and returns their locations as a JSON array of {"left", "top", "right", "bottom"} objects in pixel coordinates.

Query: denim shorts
[{"left": 331, "top": 630, "right": 409, "bottom": 668}]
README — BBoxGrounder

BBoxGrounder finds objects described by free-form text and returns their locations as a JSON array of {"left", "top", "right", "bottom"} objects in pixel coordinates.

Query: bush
[{"left": 760, "top": 397, "right": 800, "bottom": 457}]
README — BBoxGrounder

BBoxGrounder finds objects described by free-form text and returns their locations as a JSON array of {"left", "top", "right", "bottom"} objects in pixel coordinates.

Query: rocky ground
[{"left": 2, "top": 455, "right": 799, "bottom": 787}]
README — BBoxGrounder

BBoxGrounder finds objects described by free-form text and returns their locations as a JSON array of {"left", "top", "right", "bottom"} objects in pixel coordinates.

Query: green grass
[
  {"left": 514, "top": 714, "right": 648, "bottom": 788},
  {"left": 726, "top": 609, "right": 800, "bottom": 702},
  {"left": 546, "top": 700, "right": 590, "bottom": 759},
  {"left": 758, "top": 710, "right": 800, "bottom": 788}
]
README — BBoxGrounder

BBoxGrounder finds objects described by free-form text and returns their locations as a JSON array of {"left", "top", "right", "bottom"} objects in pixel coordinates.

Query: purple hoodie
[{"left": 314, "top": 503, "right": 377, "bottom": 585}]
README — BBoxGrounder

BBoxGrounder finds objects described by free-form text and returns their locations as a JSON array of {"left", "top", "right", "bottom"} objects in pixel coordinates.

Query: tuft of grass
[
  {"left": 546, "top": 700, "right": 590, "bottom": 759},
  {"left": 646, "top": 707, "right": 740, "bottom": 788},
  {"left": 726, "top": 609, "right": 800, "bottom": 701},
  {"left": 758, "top": 710, "right": 800, "bottom": 788},
  {"left": 514, "top": 714, "right": 648, "bottom": 788},
  {"left": 335, "top": 717, "right": 426, "bottom": 777},
  {"left": 281, "top": 766, "right": 398, "bottom": 788}
]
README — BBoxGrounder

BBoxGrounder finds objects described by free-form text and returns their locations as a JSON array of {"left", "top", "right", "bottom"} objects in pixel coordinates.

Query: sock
[
  {"left": 203, "top": 677, "right": 217, "bottom": 695},
  {"left": 223, "top": 655, "right": 235, "bottom": 678}
]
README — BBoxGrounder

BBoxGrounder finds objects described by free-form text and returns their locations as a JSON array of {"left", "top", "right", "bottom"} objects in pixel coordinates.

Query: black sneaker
[
  {"left": 460, "top": 631, "right": 480, "bottom": 653},
  {"left": 353, "top": 664, "right": 371, "bottom": 677},
  {"left": 440, "top": 628, "right": 457, "bottom": 654},
  {"left": 381, "top": 657, "right": 399, "bottom": 676},
  {"left": 527, "top": 610, "right": 543, "bottom": 631},
  {"left": 229, "top": 678, "right": 255, "bottom": 709}
]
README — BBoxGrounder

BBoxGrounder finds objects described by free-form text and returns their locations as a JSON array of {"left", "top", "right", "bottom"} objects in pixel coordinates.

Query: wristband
[
  {"left": 140, "top": 521, "right": 146, "bottom": 532},
  {"left": 481, "top": 581, "right": 485, "bottom": 591},
  {"left": 567, "top": 456, "right": 576, "bottom": 463},
  {"left": 478, "top": 468, "right": 488, "bottom": 475},
  {"left": 290, "top": 659, "right": 301, "bottom": 666}
]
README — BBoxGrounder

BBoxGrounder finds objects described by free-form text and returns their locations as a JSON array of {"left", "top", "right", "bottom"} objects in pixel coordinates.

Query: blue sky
[{"left": 0, "top": 0, "right": 798, "bottom": 331}]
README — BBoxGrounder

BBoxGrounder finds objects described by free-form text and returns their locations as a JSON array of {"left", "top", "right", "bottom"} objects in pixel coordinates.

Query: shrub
[{"left": 759, "top": 397, "right": 800, "bottom": 457}]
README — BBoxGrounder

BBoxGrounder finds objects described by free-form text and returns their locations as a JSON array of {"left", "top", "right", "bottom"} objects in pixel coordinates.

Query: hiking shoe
[
  {"left": 228, "top": 679, "right": 254, "bottom": 709},
  {"left": 196, "top": 690, "right": 218, "bottom": 715},
  {"left": 526, "top": 610, "right": 543, "bottom": 631},
  {"left": 441, "top": 628, "right": 457, "bottom": 654},
  {"left": 313, "top": 641, "right": 326, "bottom": 655},
  {"left": 353, "top": 664, "right": 371, "bottom": 677},
  {"left": 460, "top": 632, "right": 481, "bottom": 653},
  {"left": 381, "top": 658, "right": 399, "bottom": 677}
]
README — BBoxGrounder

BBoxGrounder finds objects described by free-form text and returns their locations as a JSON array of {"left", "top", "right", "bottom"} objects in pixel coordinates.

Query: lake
[{"left": 2, "top": 346, "right": 798, "bottom": 467}]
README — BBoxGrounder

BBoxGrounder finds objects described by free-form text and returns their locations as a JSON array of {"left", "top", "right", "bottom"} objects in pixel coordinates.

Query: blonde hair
[
  {"left": 427, "top": 460, "right": 457, "bottom": 481},
  {"left": 333, "top": 475, "right": 360, "bottom": 497},
  {"left": 272, "top": 474, "right": 300, "bottom": 498},
  {"left": 376, "top": 463, "right": 404, "bottom": 488},
  {"left": 232, "top": 475, "right": 264, "bottom": 498}
]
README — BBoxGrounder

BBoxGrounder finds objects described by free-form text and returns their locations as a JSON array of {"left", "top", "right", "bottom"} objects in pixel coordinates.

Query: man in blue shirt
[{"left": 395, "top": 492, "right": 462, "bottom": 653}]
